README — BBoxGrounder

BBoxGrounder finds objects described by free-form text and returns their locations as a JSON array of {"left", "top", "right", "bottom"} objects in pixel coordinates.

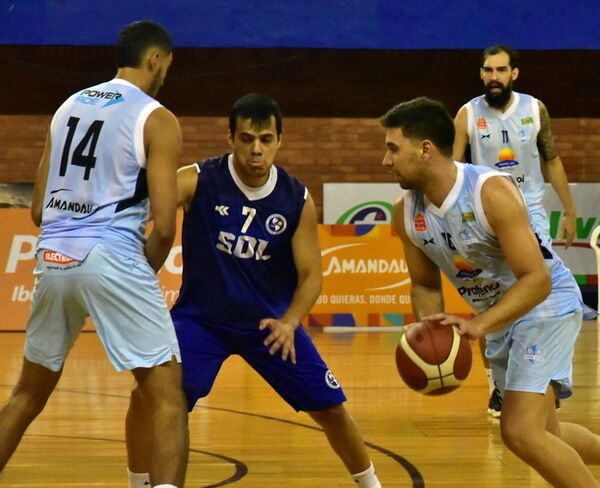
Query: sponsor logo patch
[
  {"left": 414, "top": 213, "right": 426, "bottom": 232},
  {"left": 461, "top": 212, "right": 475, "bottom": 223},
  {"left": 477, "top": 117, "right": 487, "bottom": 129},
  {"left": 43, "top": 251, "right": 75, "bottom": 264}
]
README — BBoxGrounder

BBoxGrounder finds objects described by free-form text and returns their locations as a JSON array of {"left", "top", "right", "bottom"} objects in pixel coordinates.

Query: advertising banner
[
  {"left": 0, "top": 209, "right": 184, "bottom": 331},
  {"left": 324, "top": 182, "right": 600, "bottom": 285},
  {"left": 308, "top": 224, "right": 471, "bottom": 328}
]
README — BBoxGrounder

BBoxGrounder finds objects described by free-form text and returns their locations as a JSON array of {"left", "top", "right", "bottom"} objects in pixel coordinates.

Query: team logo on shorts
[
  {"left": 265, "top": 214, "right": 287, "bottom": 235},
  {"left": 524, "top": 344, "right": 544, "bottom": 366},
  {"left": 325, "top": 369, "right": 341, "bottom": 389}
]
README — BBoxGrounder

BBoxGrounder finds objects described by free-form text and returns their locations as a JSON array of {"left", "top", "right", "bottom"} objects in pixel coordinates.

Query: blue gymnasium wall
[{"left": 2, "top": 0, "right": 600, "bottom": 49}]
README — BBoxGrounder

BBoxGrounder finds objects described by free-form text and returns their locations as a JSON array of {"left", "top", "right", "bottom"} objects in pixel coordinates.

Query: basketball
[{"left": 395, "top": 319, "right": 472, "bottom": 395}]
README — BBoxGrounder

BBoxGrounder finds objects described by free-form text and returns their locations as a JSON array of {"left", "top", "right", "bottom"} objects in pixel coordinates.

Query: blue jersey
[
  {"left": 404, "top": 162, "right": 581, "bottom": 339},
  {"left": 38, "top": 78, "right": 161, "bottom": 260},
  {"left": 172, "top": 154, "right": 308, "bottom": 329}
]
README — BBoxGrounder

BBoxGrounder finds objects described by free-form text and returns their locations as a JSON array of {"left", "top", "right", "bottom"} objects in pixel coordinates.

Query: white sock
[
  {"left": 127, "top": 469, "right": 150, "bottom": 488},
  {"left": 486, "top": 368, "right": 495, "bottom": 394},
  {"left": 351, "top": 462, "right": 381, "bottom": 488},
  {"left": 153, "top": 485, "right": 178, "bottom": 488}
]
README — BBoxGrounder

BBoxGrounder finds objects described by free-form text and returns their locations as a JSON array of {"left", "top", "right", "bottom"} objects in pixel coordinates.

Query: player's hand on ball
[
  {"left": 422, "top": 313, "right": 483, "bottom": 340},
  {"left": 259, "top": 318, "right": 297, "bottom": 364}
]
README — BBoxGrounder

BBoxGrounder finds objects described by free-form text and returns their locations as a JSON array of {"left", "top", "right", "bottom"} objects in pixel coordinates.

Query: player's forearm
[
  {"left": 281, "top": 273, "right": 322, "bottom": 327},
  {"left": 472, "top": 270, "right": 551, "bottom": 334},
  {"left": 145, "top": 230, "right": 175, "bottom": 272},
  {"left": 411, "top": 284, "right": 444, "bottom": 321},
  {"left": 545, "top": 157, "right": 576, "bottom": 216}
]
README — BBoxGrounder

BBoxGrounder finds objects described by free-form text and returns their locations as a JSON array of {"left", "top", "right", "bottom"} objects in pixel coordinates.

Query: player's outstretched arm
[
  {"left": 31, "top": 129, "right": 52, "bottom": 227},
  {"left": 474, "top": 176, "right": 551, "bottom": 333},
  {"left": 144, "top": 107, "right": 182, "bottom": 272},
  {"left": 260, "top": 192, "right": 322, "bottom": 364},
  {"left": 452, "top": 105, "right": 469, "bottom": 162},
  {"left": 392, "top": 197, "right": 444, "bottom": 320},
  {"left": 537, "top": 100, "right": 577, "bottom": 247}
]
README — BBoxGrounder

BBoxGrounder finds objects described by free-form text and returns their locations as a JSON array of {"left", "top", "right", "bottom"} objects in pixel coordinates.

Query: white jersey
[
  {"left": 404, "top": 162, "right": 581, "bottom": 339},
  {"left": 464, "top": 92, "right": 544, "bottom": 210},
  {"left": 37, "top": 78, "right": 161, "bottom": 260}
]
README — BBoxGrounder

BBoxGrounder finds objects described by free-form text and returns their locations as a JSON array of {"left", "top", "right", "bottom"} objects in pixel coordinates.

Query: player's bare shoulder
[{"left": 176, "top": 163, "right": 200, "bottom": 208}]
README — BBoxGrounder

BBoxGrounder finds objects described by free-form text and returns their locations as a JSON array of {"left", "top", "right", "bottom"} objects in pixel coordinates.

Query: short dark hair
[
  {"left": 116, "top": 20, "right": 172, "bottom": 68},
  {"left": 380, "top": 97, "right": 454, "bottom": 157},
  {"left": 229, "top": 93, "right": 283, "bottom": 137},
  {"left": 482, "top": 45, "right": 519, "bottom": 69}
]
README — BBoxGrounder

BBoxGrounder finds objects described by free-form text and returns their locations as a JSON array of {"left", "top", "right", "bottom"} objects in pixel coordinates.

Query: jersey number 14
[{"left": 59, "top": 116, "right": 104, "bottom": 180}]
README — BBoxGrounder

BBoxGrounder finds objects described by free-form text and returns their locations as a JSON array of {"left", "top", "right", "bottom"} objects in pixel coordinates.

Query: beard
[{"left": 484, "top": 81, "right": 513, "bottom": 109}]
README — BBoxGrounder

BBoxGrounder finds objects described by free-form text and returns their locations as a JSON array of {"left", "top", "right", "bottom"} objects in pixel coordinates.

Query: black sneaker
[{"left": 487, "top": 388, "right": 502, "bottom": 418}]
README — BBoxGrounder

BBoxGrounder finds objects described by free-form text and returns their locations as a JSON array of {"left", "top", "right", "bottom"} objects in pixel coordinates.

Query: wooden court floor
[{"left": 1, "top": 320, "right": 599, "bottom": 487}]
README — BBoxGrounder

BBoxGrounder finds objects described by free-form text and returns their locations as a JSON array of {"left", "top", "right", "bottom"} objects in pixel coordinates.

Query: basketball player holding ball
[{"left": 381, "top": 96, "right": 600, "bottom": 488}]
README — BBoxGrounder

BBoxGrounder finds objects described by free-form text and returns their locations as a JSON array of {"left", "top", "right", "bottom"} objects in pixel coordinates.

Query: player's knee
[
  {"left": 153, "top": 395, "right": 189, "bottom": 425},
  {"left": 9, "top": 384, "right": 52, "bottom": 419},
  {"left": 308, "top": 403, "right": 349, "bottom": 428},
  {"left": 500, "top": 418, "right": 531, "bottom": 454}
]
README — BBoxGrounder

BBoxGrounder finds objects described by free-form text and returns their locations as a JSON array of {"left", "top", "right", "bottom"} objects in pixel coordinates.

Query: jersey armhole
[
  {"left": 134, "top": 101, "right": 162, "bottom": 168},
  {"left": 474, "top": 172, "right": 516, "bottom": 236},
  {"left": 533, "top": 97, "right": 541, "bottom": 133},
  {"left": 465, "top": 103, "right": 475, "bottom": 147}
]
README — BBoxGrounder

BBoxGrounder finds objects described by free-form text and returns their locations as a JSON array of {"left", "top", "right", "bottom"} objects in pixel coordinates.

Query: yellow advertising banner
[
  {"left": 0, "top": 210, "right": 471, "bottom": 330},
  {"left": 308, "top": 225, "right": 471, "bottom": 328}
]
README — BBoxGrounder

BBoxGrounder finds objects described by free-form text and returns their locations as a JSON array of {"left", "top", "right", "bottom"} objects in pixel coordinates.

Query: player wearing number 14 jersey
[
  {"left": 0, "top": 21, "right": 188, "bottom": 487},
  {"left": 168, "top": 94, "right": 382, "bottom": 488}
]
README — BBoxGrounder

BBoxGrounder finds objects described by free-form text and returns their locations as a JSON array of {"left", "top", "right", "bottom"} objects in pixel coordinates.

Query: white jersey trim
[
  {"left": 402, "top": 192, "right": 420, "bottom": 247},
  {"left": 134, "top": 101, "right": 161, "bottom": 169},
  {"left": 532, "top": 97, "right": 541, "bottom": 133},
  {"left": 464, "top": 103, "right": 476, "bottom": 153},
  {"left": 473, "top": 171, "right": 513, "bottom": 236},
  {"left": 499, "top": 92, "right": 520, "bottom": 120},
  {"left": 426, "top": 162, "right": 465, "bottom": 218},
  {"left": 227, "top": 153, "right": 278, "bottom": 201}
]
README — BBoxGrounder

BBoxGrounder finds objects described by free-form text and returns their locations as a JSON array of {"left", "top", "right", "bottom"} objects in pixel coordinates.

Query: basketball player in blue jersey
[
  {"left": 0, "top": 21, "right": 188, "bottom": 488},
  {"left": 382, "top": 97, "right": 600, "bottom": 488},
  {"left": 126, "top": 93, "right": 382, "bottom": 488},
  {"left": 452, "top": 45, "right": 596, "bottom": 417}
]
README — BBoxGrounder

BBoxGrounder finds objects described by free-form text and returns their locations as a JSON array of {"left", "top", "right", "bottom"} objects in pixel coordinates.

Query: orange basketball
[{"left": 395, "top": 319, "right": 472, "bottom": 395}]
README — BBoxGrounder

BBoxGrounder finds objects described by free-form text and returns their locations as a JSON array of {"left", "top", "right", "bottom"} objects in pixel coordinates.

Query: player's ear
[
  {"left": 421, "top": 140, "right": 432, "bottom": 159},
  {"left": 227, "top": 129, "right": 234, "bottom": 148},
  {"left": 511, "top": 67, "right": 519, "bottom": 81},
  {"left": 145, "top": 48, "right": 161, "bottom": 72}
]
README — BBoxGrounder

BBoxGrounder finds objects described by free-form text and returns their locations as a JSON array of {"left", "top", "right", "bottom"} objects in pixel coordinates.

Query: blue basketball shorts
[
  {"left": 172, "top": 313, "right": 347, "bottom": 412},
  {"left": 486, "top": 310, "right": 582, "bottom": 399},
  {"left": 25, "top": 243, "right": 181, "bottom": 372}
]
